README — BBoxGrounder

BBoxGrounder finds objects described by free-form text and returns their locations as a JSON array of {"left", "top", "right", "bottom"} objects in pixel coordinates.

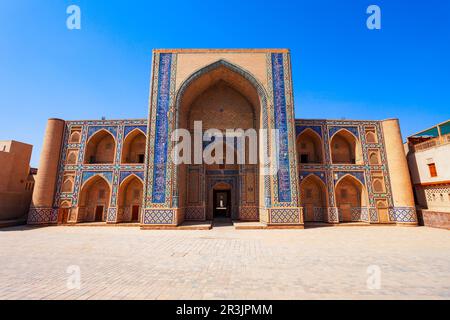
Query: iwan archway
[{"left": 142, "top": 50, "right": 302, "bottom": 228}]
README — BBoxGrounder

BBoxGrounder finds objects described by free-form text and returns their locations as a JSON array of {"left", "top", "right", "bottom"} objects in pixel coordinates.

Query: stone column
[{"left": 28, "top": 118, "right": 65, "bottom": 224}]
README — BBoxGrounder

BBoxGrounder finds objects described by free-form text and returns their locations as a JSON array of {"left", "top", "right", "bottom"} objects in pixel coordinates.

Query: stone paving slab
[{"left": 0, "top": 225, "right": 449, "bottom": 300}]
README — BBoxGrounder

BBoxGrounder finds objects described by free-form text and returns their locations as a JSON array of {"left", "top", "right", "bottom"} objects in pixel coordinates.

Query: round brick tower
[
  {"left": 381, "top": 118, "right": 418, "bottom": 225},
  {"left": 28, "top": 118, "right": 65, "bottom": 224}
]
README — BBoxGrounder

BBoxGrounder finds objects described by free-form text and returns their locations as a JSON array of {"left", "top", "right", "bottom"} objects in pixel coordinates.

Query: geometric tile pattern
[
  {"left": 239, "top": 207, "right": 259, "bottom": 221},
  {"left": 271, "top": 53, "right": 292, "bottom": 203},
  {"left": 143, "top": 209, "right": 174, "bottom": 225},
  {"left": 351, "top": 207, "right": 369, "bottom": 222},
  {"left": 151, "top": 53, "right": 173, "bottom": 204},
  {"left": 369, "top": 207, "right": 379, "bottom": 222},
  {"left": 270, "top": 208, "right": 300, "bottom": 224},
  {"left": 389, "top": 207, "right": 417, "bottom": 223},
  {"left": 185, "top": 207, "right": 205, "bottom": 220},
  {"left": 296, "top": 125, "right": 322, "bottom": 137},
  {"left": 327, "top": 207, "right": 339, "bottom": 223},
  {"left": 27, "top": 208, "right": 54, "bottom": 224}
]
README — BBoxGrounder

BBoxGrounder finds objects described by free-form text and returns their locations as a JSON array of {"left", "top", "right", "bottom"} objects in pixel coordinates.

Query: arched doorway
[
  {"left": 335, "top": 175, "right": 367, "bottom": 222},
  {"left": 85, "top": 130, "right": 116, "bottom": 164},
  {"left": 175, "top": 60, "right": 264, "bottom": 221},
  {"left": 297, "top": 129, "right": 323, "bottom": 164},
  {"left": 300, "top": 175, "right": 327, "bottom": 222},
  {"left": 330, "top": 130, "right": 362, "bottom": 164},
  {"left": 78, "top": 175, "right": 111, "bottom": 222},
  {"left": 211, "top": 182, "right": 232, "bottom": 218},
  {"left": 118, "top": 175, "right": 143, "bottom": 222},
  {"left": 121, "top": 129, "right": 146, "bottom": 164}
]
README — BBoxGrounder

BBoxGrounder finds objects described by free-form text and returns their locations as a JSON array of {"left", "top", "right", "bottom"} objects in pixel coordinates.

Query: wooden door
[
  {"left": 132, "top": 205, "right": 140, "bottom": 222},
  {"left": 95, "top": 206, "right": 104, "bottom": 222},
  {"left": 340, "top": 204, "right": 352, "bottom": 222},
  {"left": 305, "top": 204, "right": 314, "bottom": 221}
]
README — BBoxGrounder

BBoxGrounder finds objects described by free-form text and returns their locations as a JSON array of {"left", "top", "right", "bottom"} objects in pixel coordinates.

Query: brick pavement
[{"left": 0, "top": 225, "right": 449, "bottom": 299}]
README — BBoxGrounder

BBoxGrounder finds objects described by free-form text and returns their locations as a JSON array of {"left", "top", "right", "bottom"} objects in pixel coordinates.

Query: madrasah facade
[{"left": 27, "top": 49, "right": 418, "bottom": 228}]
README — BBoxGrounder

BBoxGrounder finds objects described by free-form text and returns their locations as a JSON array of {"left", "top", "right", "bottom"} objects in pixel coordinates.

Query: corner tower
[
  {"left": 381, "top": 119, "right": 418, "bottom": 225},
  {"left": 28, "top": 118, "right": 65, "bottom": 224}
]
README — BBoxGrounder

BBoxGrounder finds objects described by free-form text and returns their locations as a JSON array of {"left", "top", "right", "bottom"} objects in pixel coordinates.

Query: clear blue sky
[{"left": 1, "top": 0, "right": 449, "bottom": 166}]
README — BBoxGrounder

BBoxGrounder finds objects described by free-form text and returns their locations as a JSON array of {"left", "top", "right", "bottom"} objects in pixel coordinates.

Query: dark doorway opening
[
  {"left": 58, "top": 208, "right": 69, "bottom": 224},
  {"left": 300, "top": 154, "right": 309, "bottom": 164},
  {"left": 213, "top": 189, "right": 231, "bottom": 218},
  {"left": 131, "top": 205, "right": 140, "bottom": 222},
  {"left": 95, "top": 205, "right": 104, "bottom": 222}
]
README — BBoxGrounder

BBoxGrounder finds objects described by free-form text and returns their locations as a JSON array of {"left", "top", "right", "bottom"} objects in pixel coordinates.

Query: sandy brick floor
[{"left": 0, "top": 224, "right": 449, "bottom": 300}]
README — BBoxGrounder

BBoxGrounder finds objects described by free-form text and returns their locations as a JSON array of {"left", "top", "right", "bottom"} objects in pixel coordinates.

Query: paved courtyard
[{"left": 0, "top": 224, "right": 449, "bottom": 300}]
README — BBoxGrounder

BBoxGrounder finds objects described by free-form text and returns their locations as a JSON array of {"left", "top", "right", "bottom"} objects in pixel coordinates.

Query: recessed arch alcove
[
  {"left": 297, "top": 129, "right": 324, "bottom": 164},
  {"left": 84, "top": 130, "right": 116, "bottom": 164},
  {"left": 174, "top": 60, "right": 267, "bottom": 221},
  {"left": 330, "top": 129, "right": 363, "bottom": 165},
  {"left": 77, "top": 175, "right": 111, "bottom": 222},
  {"left": 335, "top": 174, "right": 368, "bottom": 222},
  {"left": 299, "top": 175, "right": 327, "bottom": 222}
]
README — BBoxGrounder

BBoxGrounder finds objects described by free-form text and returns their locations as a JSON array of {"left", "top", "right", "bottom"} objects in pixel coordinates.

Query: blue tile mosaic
[
  {"left": 329, "top": 126, "right": 359, "bottom": 139},
  {"left": 296, "top": 125, "right": 322, "bottom": 138},
  {"left": 124, "top": 125, "right": 147, "bottom": 137},
  {"left": 271, "top": 53, "right": 291, "bottom": 202},
  {"left": 152, "top": 53, "right": 172, "bottom": 203},
  {"left": 119, "top": 171, "right": 144, "bottom": 184},
  {"left": 87, "top": 126, "right": 118, "bottom": 140}
]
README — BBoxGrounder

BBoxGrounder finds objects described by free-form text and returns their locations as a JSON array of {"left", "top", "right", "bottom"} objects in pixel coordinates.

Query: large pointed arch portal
[{"left": 142, "top": 50, "right": 302, "bottom": 228}]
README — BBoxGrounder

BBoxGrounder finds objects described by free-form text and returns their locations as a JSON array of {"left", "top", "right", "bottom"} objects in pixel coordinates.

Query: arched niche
[
  {"left": 84, "top": 130, "right": 116, "bottom": 164},
  {"left": 175, "top": 60, "right": 265, "bottom": 219},
  {"left": 330, "top": 129, "right": 362, "bottom": 164},
  {"left": 118, "top": 175, "right": 143, "bottom": 222},
  {"left": 121, "top": 129, "right": 146, "bottom": 164},
  {"left": 300, "top": 175, "right": 327, "bottom": 222},
  {"left": 297, "top": 129, "right": 323, "bottom": 164},
  {"left": 78, "top": 175, "right": 111, "bottom": 222},
  {"left": 335, "top": 174, "right": 367, "bottom": 222}
]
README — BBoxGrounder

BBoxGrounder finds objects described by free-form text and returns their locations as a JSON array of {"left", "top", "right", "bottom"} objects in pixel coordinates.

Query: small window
[
  {"left": 89, "top": 156, "right": 96, "bottom": 164},
  {"left": 341, "top": 189, "right": 348, "bottom": 199},
  {"left": 440, "top": 194, "right": 444, "bottom": 202},
  {"left": 138, "top": 154, "right": 145, "bottom": 163},
  {"left": 300, "top": 154, "right": 309, "bottom": 163},
  {"left": 428, "top": 163, "right": 437, "bottom": 177},
  {"left": 300, "top": 143, "right": 306, "bottom": 149}
]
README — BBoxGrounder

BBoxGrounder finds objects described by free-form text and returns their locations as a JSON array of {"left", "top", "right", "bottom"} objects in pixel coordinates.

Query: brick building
[
  {"left": 406, "top": 120, "right": 450, "bottom": 229},
  {"left": 0, "top": 140, "right": 35, "bottom": 225},
  {"left": 28, "top": 49, "right": 418, "bottom": 228}
]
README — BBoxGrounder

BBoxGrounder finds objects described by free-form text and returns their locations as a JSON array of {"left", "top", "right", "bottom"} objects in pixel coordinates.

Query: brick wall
[{"left": 418, "top": 209, "right": 450, "bottom": 230}]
